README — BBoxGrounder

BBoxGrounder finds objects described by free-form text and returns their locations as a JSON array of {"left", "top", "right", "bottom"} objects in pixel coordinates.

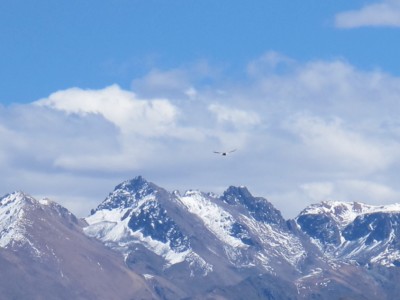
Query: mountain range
[{"left": 1, "top": 176, "right": 400, "bottom": 299}]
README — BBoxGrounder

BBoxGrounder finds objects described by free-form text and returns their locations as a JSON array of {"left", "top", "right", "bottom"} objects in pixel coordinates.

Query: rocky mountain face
[
  {"left": 296, "top": 201, "right": 400, "bottom": 267},
  {"left": 84, "top": 176, "right": 399, "bottom": 299},
  {"left": 0, "top": 191, "right": 157, "bottom": 300},
  {"left": 85, "top": 177, "right": 308, "bottom": 298},
  {"left": 2, "top": 177, "right": 400, "bottom": 299}
]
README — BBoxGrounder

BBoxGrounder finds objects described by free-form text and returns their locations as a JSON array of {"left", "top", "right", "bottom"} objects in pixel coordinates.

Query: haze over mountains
[{"left": 1, "top": 176, "right": 400, "bottom": 299}]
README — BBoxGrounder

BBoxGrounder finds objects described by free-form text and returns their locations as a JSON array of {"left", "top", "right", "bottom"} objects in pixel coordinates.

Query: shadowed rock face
[
  {"left": 296, "top": 213, "right": 342, "bottom": 246},
  {"left": 343, "top": 212, "right": 400, "bottom": 244},
  {"left": 0, "top": 191, "right": 157, "bottom": 300},
  {"left": 221, "top": 186, "right": 286, "bottom": 227},
  {"left": 296, "top": 201, "right": 400, "bottom": 268},
  {"left": 127, "top": 199, "right": 190, "bottom": 252}
]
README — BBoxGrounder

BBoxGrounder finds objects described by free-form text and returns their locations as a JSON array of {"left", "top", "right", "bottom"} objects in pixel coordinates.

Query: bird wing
[{"left": 213, "top": 149, "right": 237, "bottom": 155}]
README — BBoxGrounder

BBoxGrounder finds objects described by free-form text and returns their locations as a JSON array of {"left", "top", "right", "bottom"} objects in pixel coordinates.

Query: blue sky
[
  {"left": 2, "top": 0, "right": 400, "bottom": 103},
  {"left": 1, "top": 0, "right": 400, "bottom": 218}
]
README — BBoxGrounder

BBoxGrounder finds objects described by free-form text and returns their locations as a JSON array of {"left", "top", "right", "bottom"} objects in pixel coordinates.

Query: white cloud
[
  {"left": 30, "top": 85, "right": 219, "bottom": 173},
  {"left": 35, "top": 84, "right": 178, "bottom": 136},
  {"left": 335, "top": 0, "right": 400, "bottom": 28},
  {"left": 132, "top": 69, "right": 191, "bottom": 97},
  {"left": 301, "top": 182, "right": 334, "bottom": 203},
  {"left": 208, "top": 103, "right": 261, "bottom": 128},
  {"left": 337, "top": 179, "right": 400, "bottom": 204},
  {"left": 246, "top": 51, "right": 295, "bottom": 77},
  {"left": 185, "top": 87, "right": 198, "bottom": 99},
  {"left": 285, "top": 114, "right": 396, "bottom": 174},
  {"left": 241, "top": 58, "right": 400, "bottom": 136},
  {"left": 0, "top": 104, "right": 120, "bottom": 173},
  {"left": 301, "top": 180, "right": 400, "bottom": 206},
  {"left": 131, "top": 61, "right": 220, "bottom": 98}
]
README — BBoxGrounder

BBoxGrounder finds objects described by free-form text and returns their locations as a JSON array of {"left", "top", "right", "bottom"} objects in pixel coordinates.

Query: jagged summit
[
  {"left": 92, "top": 176, "right": 164, "bottom": 213},
  {"left": 84, "top": 176, "right": 311, "bottom": 298},
  {"left": 296, "top": 200, "right": 400, "bottom": 268},
  {"left": 298, "top": 200, "right": 400, "bottom": 230},
  {"left": 222, "top": 185, "right": 254, "bottom": 205},
  {"left": 114, "top": 176, "right": 152, "bottom": 193},
  {"left": 1, "top": 191, "right": 34, "bottom": 206},
  {"left": 221, "top": 185, "right": 285, "bottom": 226},
  {"left": 86, "top": 176, "right": 195, "bottom": 268},
  {"left": 85, "top": 176, "right": 400, "bottom": 299}
]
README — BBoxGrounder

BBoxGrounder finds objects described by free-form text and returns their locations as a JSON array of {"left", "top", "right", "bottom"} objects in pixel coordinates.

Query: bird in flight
[{"left": 213, "top": 149, "right": 237, "bottom": 156}]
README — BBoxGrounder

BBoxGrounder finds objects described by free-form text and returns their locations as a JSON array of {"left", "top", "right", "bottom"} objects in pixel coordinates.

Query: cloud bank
[
  {"left": 2, "top": 52, "right": 400, "bottom": 218},
  {"left": 335, "top": 0, "right": 400, "bottom": 28}
]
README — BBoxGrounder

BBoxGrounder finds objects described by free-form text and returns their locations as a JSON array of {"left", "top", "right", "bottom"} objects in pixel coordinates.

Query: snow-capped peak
[
  {"left": 84, "top": 178, "right": 210, "bottom": 272},
  {"left": 299, "top": 200, "right": 400, "bottom": 229},
  {"left": 92, "top": 176, "right": 160, "bottom": 212},
  {"left": 1, "top": 191, "right": 32, "bottom": 205},
  {"left": 0, "top": 192, "right": 36, "bottom": 249},
  {"left": 0, "top": 191, "right": 38, "bottom": 217},
  {"left": 0, "top": 191, "right": 79, "bottom": 253}
]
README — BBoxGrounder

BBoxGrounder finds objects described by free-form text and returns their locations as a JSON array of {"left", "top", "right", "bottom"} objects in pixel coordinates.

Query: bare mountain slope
[{"left": 0, "top": 191, "right": 157, "bottom": 300}]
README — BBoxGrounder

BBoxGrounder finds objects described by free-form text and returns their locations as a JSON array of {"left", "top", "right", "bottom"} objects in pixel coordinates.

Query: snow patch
[
  {"left": 85, "top": 202, "right": 210, "bottom": 271},
  {"left": 178, "top": 191, "right": 246, "bottom": 248},
  {"left": 143, "top": 274, "right": 154, "bottom": 280}
]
